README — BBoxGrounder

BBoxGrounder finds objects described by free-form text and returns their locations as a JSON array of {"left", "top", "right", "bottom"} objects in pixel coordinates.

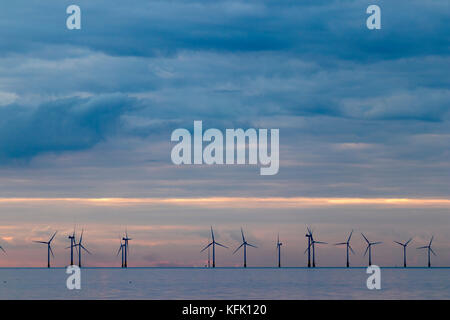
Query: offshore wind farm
[
  {"left": 1, "top": 220, "right": 450, "bottom": 300},
  {"left": 0, "top": 226, "right": 446, "bottom": 269}
]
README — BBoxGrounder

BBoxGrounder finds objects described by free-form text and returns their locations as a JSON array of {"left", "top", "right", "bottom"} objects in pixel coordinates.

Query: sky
[{"left": 0, "top": 0, "right": 449, "bottom": 267}]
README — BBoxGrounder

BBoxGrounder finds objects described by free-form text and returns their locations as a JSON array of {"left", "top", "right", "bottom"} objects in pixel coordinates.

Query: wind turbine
[
  {"left": 276, "top": 234, "right": 282, "bottom": 268},
  {"left": 305, "top": 227, "right": 312, "bottom": 268},
  {"left": 0, "top": 243, "right": 5, "bottom": 255},
  {"left": 201, "top": 226, "right": 228, "bottom": 268},
  {"left": 207, "top": 234, "right": 211, "bottom": 268},
  {"left": 335, "top": 230, "right": 355, "bottom": 268},
  {"left": 305, "top": 228, "right": 327, "bottom": 267},
  {"left": 117, "top": 239, "right": 125, "bottom": 268},
  {"left": 361, "top": 233, "right": 382, "bottom": 266},
  {"left": 67, "top": 228, "right": 77, "bottom": 266},
  {"left": 33, "top": 231, "right": 57, "bottom": 268},
  {"left": 74, "top": 229, "right": 91, "bottom": 267},
  {"left": 122, "top": 231, "right": 132, "bottom": 268},
  {"left": 417, "top": 236, "right": 436, "bottom": 268},
  {"left": 233, "top": 228, "right": 257, "bottom": 268},
  {"left": 394, "top": 238, "right": 412, "bottom": 267}
]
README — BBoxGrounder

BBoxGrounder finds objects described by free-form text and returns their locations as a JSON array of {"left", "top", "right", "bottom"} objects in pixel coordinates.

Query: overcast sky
[{"left": 0, "top": 0, "right": 449, "bottom": 267}]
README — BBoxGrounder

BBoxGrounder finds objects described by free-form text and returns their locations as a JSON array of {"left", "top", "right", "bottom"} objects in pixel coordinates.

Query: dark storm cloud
[
  {"left": 0, "top": 0, "right": 448, "bottom": 61},
  {"left": 0, "top": 94, "right": 138, "bottom": 161}
]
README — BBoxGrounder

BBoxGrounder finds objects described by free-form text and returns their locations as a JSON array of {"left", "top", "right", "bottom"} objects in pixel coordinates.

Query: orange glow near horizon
[{"left": 0, "top": 197, "right": 449, "bottom": 208}]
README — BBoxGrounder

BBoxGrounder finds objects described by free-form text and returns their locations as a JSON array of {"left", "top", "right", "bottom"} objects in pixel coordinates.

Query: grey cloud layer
[
  {"left": 0, "top": 0, "right": 448, "bottom": 198},
  {"left": 1, "top": 0, "right": 448, "bottom": 60},
  {"left": 0, "top": 94, "right": 138, "bottom": 160}
]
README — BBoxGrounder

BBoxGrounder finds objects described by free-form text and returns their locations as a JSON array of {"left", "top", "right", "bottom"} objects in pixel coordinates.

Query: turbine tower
[
  {"left": 74, "top": 229, "right": 91, "bottom": 267},
  {"left": 417, "top": 236, "right": 436, "bottom": 268},
  {"left": 33, "top": 231, "right": 57, "bottom": 268},
  {"left": 276, "top": 234, "right": 282, "bottom": 268},
  {"left": 201, "top": 226, "right": 228, "bottom": 268},
  {"left": 122, "top": 231, "right": 132, "bottom": 268},
  {"left": 233, "top": 228, "right": 257, "bottom": 268},
  {"left": 305, "top": 228, "right": 327, "bottom": 267},
  {"left": 67, "top": 228, "right": 76, "bottom": 266},
  {"left": 117, "top": 239, "right": 125, "bottom": 268},
  {"left": 207, "top": 234, "right": 211, "bottom": 268},
  {"left": 335, "top": 230, "right": 355, "bottom": 268},
  {"left": 394, "top": 238, "right": 412, "bottom": 267},
  {"left": 305, "top": 227, "right": 312, "bottom": 268},
  {"left": 361, "top": 233, "right": 382, "bottom": 266}
]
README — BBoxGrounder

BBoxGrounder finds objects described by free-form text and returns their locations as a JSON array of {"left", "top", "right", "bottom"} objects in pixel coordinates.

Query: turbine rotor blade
[
  {"left": 364, "top": 245, "right": 369, "bottom": 256},
  {"left": 49, "top": 231, "right": 57, "bottom": 243},
  {"left": 417, "top": 246, "right": 427, "bottom": 249},
  {"left": 430, "top": 248, "right": 437, "bottom": 256},
  {"left": 81, "top": 244, "right": 91, "bottom": 254},
  {"left": 429, "top": 236, "right": 434, "bottom": 246},
  {"left": 49, "top": 246, "right": 54, "bottom": 258},
  {"left": 0, "top": 246, "right": 5, "bottom": 254},
  {"left": 200, "top": 243, "right": 212, "bottom": 252},
  {"left": 247, "top": 243, "right": 257, "bottom": 248},
  {"left": 79, "top": 229, "right": 84, "bottom": 244},
  {"left": 394, "top": 241, "right": 403, "bottom": 246},
  {"left": 233, "top": 243, "right": 244, "bottom": 254},
  {"left": 335, "top": 242, "right": 346, "bottom": 245},
  {"left": 361, "top": 233, "right": 369, "bottom": 244},
  {"left": 405, "top": 238, "right": 413, "bottom": 246},
  {"left": 349, "top": 244, "right": 355, "bottom": 254},
  {"left": 348, "top": 230, "right": 353, "bottom": 242},
  {"left": 215, "top": 242, "right": 228, "bottom": 249}
]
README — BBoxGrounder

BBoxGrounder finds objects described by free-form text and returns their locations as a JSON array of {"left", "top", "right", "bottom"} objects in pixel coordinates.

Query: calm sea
[{"left": 1, "top": 267, "right": 449, "bottom": 299}]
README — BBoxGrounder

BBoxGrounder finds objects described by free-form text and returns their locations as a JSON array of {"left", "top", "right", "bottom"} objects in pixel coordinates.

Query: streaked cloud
[{"left": 0, "top": 197, "right": 449, "bottom": 208}]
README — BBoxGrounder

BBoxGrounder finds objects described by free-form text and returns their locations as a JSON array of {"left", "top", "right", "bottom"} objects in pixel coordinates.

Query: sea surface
[{"left": 1, "top": 267, "right": 449, "bottom": 300}]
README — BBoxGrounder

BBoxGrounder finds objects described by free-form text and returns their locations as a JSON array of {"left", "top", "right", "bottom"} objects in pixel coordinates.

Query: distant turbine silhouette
[
  {"left": 305, "top": 228, "right": 327, "bottom": 267},
  {"left": 74, "top": 229, "right": 91, "bottom": 267},
  {"left": 417, "top": 236, "right": 436, "bottom": 268},
  {"left": 361, "top": 233, "right": 382, "bottom": 266},
  {"left": 122, "top": 230, "right": 132, "bottom": 268},
  {"left": 335, "top": 230, "right": 355, "bottom": 267},
  {"left": 305, "top": 227, "right": 312, "bottom": 268},
  {"left": 67, "top": 228, "right": 77, "bottom": 266},
  {"left": 207, "top": 234, "right": 211, "bottom": 268},
  {"left": 276, "top": 234, "right": 282, "bottom": 268},
  {"left": 394, "top": 238, "right": 412, "bottom": 267},
  {"left": 117, "top": 239, "right": 125, "bottom": 268},
  {"left": 233, "top": 228, "right": 257, "bottom": 268},
  {"left": 201, "top": 226, "right": 228, "bottom": 268},
  {"left": 33, "top": 231, "right": 57, "bottom": 268}
]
